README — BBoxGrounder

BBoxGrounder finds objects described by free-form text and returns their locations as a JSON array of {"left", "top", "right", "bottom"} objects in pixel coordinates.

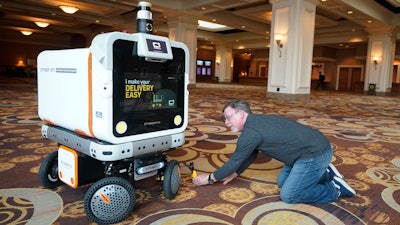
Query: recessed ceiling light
[
  {"left": 59, "top": 5, "right": 79, "bottom": 14},
  {"left": 34, "top": 21, "right": 49, "bottom": 28},
  {"left": 198, "top": 20, "right": 232, "bottom": 31},
  {"left": 20, "top": 30, "right": 32, "bottom": 35},
  {"left": 347, "top": 10, "right": 353, "bottom": 14},
  {"left": 198, "top": 20, "right": 226, "bottom": 29}
]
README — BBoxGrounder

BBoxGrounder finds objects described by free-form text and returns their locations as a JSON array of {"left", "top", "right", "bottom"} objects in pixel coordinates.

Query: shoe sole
[
  {"left": 333, "top": 176, "right": 356, "bottom": 196},
  {"left": 329, "top": 163, "right": 344, "bottom": 179}
]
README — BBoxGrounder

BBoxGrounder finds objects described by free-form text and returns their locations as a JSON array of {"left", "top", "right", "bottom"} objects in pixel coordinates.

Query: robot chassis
[{"left": 38, "top": 124, "right": 182, "bottom": 224}]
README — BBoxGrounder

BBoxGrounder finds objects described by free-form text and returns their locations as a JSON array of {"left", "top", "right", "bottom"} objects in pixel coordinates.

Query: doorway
[{"left": 336, "top": 66, "right": 364, "bottom": 92}]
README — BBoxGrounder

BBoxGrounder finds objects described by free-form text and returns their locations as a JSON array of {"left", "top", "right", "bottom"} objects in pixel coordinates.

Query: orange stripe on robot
[
  {"left": 43, "top": 119, "right": 55, "bottom": 125},
  {"left": 74, "top": 129, "right": 89, "bottom": 136},
  {"left": 88, "top": 53, "right": 96, "bottom": 138}
]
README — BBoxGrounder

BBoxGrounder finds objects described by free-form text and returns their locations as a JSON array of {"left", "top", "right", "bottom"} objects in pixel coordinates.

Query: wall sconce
[
  {"left": 372, "top": 56, "right": 379, "bottom": 70},
  {"left": 215, "top": 59, "right": 220, "bottom": 65},
  {"left": 34, "top": 21, "right": 50, "bottom": 28},
  {"left": 20, "top": 31, "right": 33, "bottom": 36},
  {"left": 274, "top": 34, "right": 283, "bottom": 57},
  {"left": 17, "top": 60, "right": 25, "bottom": 67},
  {"left": 59, "top": 5, "right": 79, "bottom": 14}
]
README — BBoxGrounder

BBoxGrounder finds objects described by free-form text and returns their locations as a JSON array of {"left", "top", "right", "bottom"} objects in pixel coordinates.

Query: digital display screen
[{"left": 112, "top": 39, "right": 186, "bottom": 137}]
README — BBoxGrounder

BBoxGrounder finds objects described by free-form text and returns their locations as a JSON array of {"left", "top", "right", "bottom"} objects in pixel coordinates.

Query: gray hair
[{"left": 223, "top": 99, "right": 252, "bottom": 114}]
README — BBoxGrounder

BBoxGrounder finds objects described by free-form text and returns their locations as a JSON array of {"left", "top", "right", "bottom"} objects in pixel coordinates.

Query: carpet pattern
[{"left": 1, "top": 76, "right": 400, "bottom": 224}]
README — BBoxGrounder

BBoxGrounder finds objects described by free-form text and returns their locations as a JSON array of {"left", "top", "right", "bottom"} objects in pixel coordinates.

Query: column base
[
  {"left": 188, "top": 83, "right": 197, "bottom": 89},
  {"left": 267, "top": 92, "right": 310, "bottom": 101},
  {"left": 364, "top": 91, "right": 396, "bottom": 96}
]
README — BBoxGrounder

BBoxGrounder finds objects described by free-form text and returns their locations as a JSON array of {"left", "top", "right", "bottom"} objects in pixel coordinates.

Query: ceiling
[{"left": 0, "top": 0, "right": 399, "bottom": 49}]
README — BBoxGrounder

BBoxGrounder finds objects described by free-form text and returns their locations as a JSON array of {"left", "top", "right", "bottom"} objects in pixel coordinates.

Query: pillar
[
  {"left": 364, "top": 27, "right": 396, "bottom": 94},
  {"left": 215, "top": 45, "right": 233, "bottom": 83},
  {"left": 267, "top": 0, "right": 319, "bottom": 100},
  {"left": 166, "top": 11, "right": 199, "bottom": 87}
]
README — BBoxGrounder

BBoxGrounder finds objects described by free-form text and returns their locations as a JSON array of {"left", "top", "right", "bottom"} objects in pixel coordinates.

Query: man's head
[{"left": 222, "top": 99, "right": 251, "bottom": 133}]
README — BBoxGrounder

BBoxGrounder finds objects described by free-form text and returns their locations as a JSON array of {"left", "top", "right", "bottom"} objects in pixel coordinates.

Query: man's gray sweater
[{"left": 213, "top": 114, "right": 330, "bottom": 181}]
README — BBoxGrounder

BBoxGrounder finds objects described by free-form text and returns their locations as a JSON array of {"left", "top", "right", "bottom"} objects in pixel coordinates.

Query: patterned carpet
[{"left": 1, "top": 76, "right": 400, "bottom": 225}]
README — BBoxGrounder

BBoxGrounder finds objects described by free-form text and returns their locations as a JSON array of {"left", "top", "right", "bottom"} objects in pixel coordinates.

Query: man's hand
[
  {"left": 192, "top": 174, "right": 209, "bottom": 186},
  {"left": 221, "top": 172, "right": 238, "bottom": 185}
]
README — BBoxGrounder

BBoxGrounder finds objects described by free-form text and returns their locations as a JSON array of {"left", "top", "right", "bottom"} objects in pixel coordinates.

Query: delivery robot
[{"left": 37, "top": 31, "right": 189, "bottom": 224}]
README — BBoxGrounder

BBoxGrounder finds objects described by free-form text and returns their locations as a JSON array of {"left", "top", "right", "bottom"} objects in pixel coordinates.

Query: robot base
[{"left": 38, "top": 126, "right": 182, "bottom": 224}]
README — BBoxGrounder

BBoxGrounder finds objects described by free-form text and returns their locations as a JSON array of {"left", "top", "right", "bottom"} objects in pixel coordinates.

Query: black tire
[
  {"left": 162, "top": 160, "right": 181, "bottom": 200},
  {"left": 84, "top": 177, "right": 135, "bottom": 225},
  {"left": 39, "top": 151, "right": 62, "bottom": 189}
]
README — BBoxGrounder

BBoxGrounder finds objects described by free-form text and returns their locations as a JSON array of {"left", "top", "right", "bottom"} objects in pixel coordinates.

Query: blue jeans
[{"left": 276, "top": 147, "right": 338, "bottom": 203}]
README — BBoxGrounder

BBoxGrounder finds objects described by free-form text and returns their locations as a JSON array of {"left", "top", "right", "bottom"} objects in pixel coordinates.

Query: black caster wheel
[
  {"left": 39, "top": 151, "right": 62, "bottom": 189},
  {"left": 84, "top": 177, "right": 135, "bottom": 224},
  {"left": 162, "top": 160, "right": 181, "bottom": 200}
]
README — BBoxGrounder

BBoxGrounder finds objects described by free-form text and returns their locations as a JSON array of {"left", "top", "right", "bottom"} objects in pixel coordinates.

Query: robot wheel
[
  {"left": 84, "top": 177, "right": 135, "bottom": 224},
  {"left": 38, "top": 151, "right": 62, "bottom": 189},
  {"left": 162, "top": 159, "right": 181, "bottom": 200}
]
